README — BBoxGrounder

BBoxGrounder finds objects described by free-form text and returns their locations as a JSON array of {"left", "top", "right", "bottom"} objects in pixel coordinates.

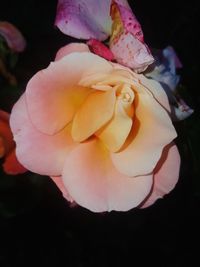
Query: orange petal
[
  {"left": 96, "top": 99, "right": 132, "bottom": 152},
  {"left": 3, "top": 149, "right": 27, "bottom": 175},
  {"left": 141, "top": 143, "right": 180, "bottom": 208},
  {"left": 10, "top": 94, "right": 76, "bottom": 176},
  {"left": 0, "top": 110, "right": 15, "bottom": 155},
  {"left": 62, "top": 139, "right": 153, "bottom": 212},
  {"left": 0, "top": 137, "right": 5, "bottom": 157},
  {"left": 72, "top": 89, "right": 116, "bottom": 142},
  {"left": 26, "top": 52, "right": 113, "bottom": 135}
]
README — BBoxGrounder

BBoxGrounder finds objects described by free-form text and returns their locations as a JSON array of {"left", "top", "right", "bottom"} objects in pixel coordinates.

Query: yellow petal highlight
[
  {"left": 72, "top": 89, "right": 116, "bottom": 142},
  {"left": 96, "top": 99, "right": 133, "bottom": 152}
]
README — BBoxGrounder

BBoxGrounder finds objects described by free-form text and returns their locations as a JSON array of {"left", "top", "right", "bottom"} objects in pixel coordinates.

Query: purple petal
[
  {"left": 145, "top": 46, "right": 193, "bottom": 121},
  {"left": 171, "top": 98, "right": 194, "bottom": 121},
  {"left": 163, "top": 46, "right": 183, "bottom": 74},
  {"left": 55, "top": 0, "right": 112, "bottom": 41},
  {"left": 109, "top": 0, "right": 154, "bottom": 72},
  {"left": 0, "top": 21, "right": 26, "bottom": 52},
  {"left": 146, "top": 46, "right": 182, "bottom": 92}
]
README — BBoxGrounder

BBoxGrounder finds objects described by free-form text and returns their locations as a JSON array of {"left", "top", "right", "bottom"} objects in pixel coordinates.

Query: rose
[
  {"left": 55, "top": 1, "right": 193, "bottom": 122},
  {"left": 0, "top": 109, "right": 26, "bottom": 174},
  {"left": 55, "top": 0, "right": 154, "bottom": 72},
  {"left": 10, "top": 43, "right": 180, "bottom": 212}
]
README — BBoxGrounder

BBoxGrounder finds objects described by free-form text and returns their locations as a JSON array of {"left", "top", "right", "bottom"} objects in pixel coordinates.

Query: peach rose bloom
[
  {"left": 0, "top": 110, "right": 26, "bottom": 174},
  {"left": 10, "top": 43, "right": 180, "bottom": 212}
]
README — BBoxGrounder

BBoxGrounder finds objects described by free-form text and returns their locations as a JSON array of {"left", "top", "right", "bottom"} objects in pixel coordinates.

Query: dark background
[{"left": 0, "top": 1, "right": 200, "bottom": 266}]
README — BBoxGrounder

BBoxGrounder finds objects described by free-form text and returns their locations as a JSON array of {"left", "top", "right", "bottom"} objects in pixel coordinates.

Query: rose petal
[
  {"left": 87, "top": 39, "right": 115, "bottom": 61},
  {"left": 163, "top": 46, "right": 183, "bottom": 73},
  {"left": 109, "top": 1, "right": 154, "bottom": 72},
  {"left": 145, "top": 46, "right": 182, "bottom": 92},
  {"left": 111, "top": 79, "right": 177, "bottom": 177},
  {"left": 171, "top": 103, "right": 194, "bottom": 121},
  {"left": 62, "top": 139, "right": 153, "bottom": 212},
  {"left": 141, "top": 143, "right": 180, "bottom": 208},
  {"left": 26, "top": 52, "right": 113, "bottom": 135},
  {"left": 72, "top": 89, "right": 116, "bottom": 142},
  {"left": 96, "top": 99, "right": 132, "bottom": 152},
  {"left": 55, "top": 0, "right": 112, "bottom": 41},
  {"left": 10, "top": 94, "right": 76, "bottom": 176},
  {"left": 50, "top": 176, "right": 74, "bottom": 202},
  {"left": 112, "top": 0, "right": 144, "bottom": 42},
  {"left": 55, "top": 43, "right": 90, "bottom": 61},
  {"left": 110, "top": 32, "right": 154, "bottom": 73},
  {"left": 0, "top": 21, "right": 26, "bottom": 52},
  {"left": 136, "top": 73, "right": 171, "bottom": 112},
  {"left": 3, "top": 149, "right": 27, "bottom": 175}
]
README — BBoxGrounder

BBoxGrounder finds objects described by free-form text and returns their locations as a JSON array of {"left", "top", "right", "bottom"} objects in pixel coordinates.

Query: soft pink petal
[
  {"left": 62, "top": 139, "right": 153, "bottom": 212},
  {"left": 10, "top": 94, "right": 76, "bottom": 176},
  {"left": 55, "top": 43, "right": 90, "bottom": 61},
  {"left": 55, "top": 0, "right": 112, "bottom": 41},
  {"left": 110, "top": 32, "right": 154, "bottom": 73},
  {"left": 50, "top": 176, "right": 74, "bottom": 202},
  {"left": 0, "top": 21, "right": 26, "bottom": 52},
  {"left": 141, "top": 143, "right": 180, "bottom": 208},
  {"left": 111, "top": 80, "right": 177, "bottom": 177},
  {"left": 109, "top": 1, "right": 154, "bottom": 72},
  {"left": 87, "top": 39, "right": 115, "bottom": 61},
  {"left": 25, "top": 52, "right": 113, "bottom": 135}
]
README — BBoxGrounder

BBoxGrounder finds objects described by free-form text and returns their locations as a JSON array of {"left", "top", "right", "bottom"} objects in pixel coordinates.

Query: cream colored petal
[
  {"left": 135, "top": 73, "right": 171, "bottom": 112},
  {"left": 111, "top": 87, "right": 177, "bottom": 177},
  {"left": 96, "top": 99, "right": 132, "bottom": 152},
  {"left": 72, "top": 89, "right": 116, "bottom": 142}
]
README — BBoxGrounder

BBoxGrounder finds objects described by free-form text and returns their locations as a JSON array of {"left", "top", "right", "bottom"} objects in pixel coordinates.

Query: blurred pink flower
[
  {"left": 10, "top": 43, "right": 180, "bottom": 212},
  {"left": 55, "top": 0, "right": 154, "bottom": 72},
  {"left": 0, "top": 21, "right": 26, "bottom": 52}
]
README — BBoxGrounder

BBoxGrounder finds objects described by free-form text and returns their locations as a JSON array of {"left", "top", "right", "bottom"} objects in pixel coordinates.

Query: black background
[{"left": 0, "top": 1, "right": 200, "bottom": 266}]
